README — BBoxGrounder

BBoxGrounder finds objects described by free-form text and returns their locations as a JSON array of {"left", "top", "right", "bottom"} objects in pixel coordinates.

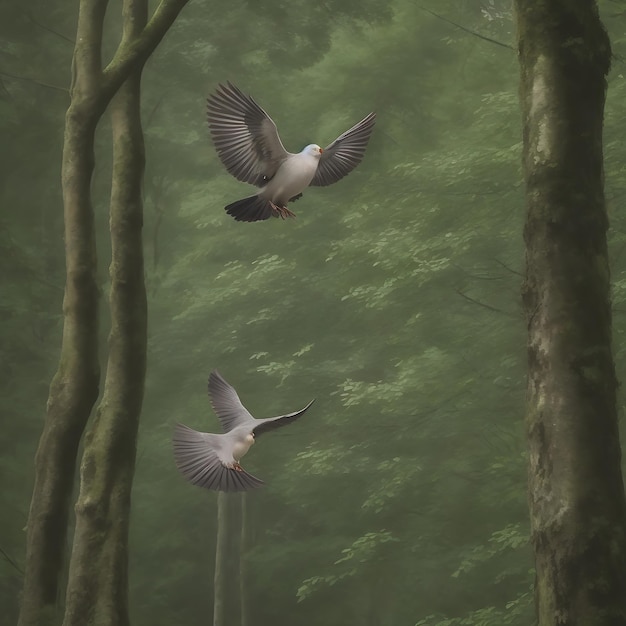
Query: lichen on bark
[{"left": 515, "top": 1, "right": 626, "bottom": 624}]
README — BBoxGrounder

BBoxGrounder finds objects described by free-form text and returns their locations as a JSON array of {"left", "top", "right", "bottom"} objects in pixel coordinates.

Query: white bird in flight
[
  {"left": 206, "top": 82, "right": 376, "bottom": 222},
  {"left": 173, "top": 370, "right": 315, "bottom": 491}
]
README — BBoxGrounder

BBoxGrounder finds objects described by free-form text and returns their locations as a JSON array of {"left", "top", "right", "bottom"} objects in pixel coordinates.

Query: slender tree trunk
[
  {"left": 213, "top": 493, "right": 242, "bottom": 626},
  {"left": 63, "top": 4, "right": 148, "bottom": 625},
  {"left": 18, "top": 2, "right": 108, "bottom": 622},
  {"left": 18, "top": 2, "right": 189, "bottom": 625},
  {"left": 515, "top": 2, "right": 626, "bottom": 624},
  {"left": 240, "top": 493, "right": 249, "bottom": 626}
]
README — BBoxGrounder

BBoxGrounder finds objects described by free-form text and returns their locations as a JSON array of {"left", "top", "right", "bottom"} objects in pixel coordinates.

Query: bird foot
[
  {"left": 232, "top": 463, "right": 244, "bottom": 472},
  {"left": 270, "top": 202, "right": 296, "bottom": 220}
]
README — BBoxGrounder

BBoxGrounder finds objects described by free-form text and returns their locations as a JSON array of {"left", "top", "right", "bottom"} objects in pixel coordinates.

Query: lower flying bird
[
  {"left": 207, "top": 82, "right": 376, "bottom": 222},
  {"left": 173, "top": 370, "right": 315, "bottom": 492}
]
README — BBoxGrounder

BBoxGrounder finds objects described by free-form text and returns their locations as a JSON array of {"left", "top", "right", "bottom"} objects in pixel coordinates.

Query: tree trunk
[
  {"left": 18, "top": 2, "right": 189, "bottom": 625},
  {"left": 515, "top": 2, "right": 626, "bottom": 624},
  {"left": 240, "top": 493, "right": 249, "bottom": 626},
  {"left": 62, "top": 6, "right": 148, "bottom": 626},
  {"left": 213, "top": 493, "right": 242, "bottom": 626},
  {"left": 18, "top": 2, "right": 107, "bottom": 622}
]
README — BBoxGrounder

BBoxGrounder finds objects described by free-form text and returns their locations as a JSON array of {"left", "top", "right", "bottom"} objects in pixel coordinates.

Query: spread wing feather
[
  {"left": 252, "top": 399, "right": 316, "bottom": 437},
  {"left": 173, "top": 424, "right": 264, "bottom": 492},
  {"left": 311, "top": 112, "right": 376, "bottom": 187},
  {"left": 207, "top": 82, "right": 290, "bottom": 186},
  {"left": 208, "top": 370, "right": 256, "bottom": 433}
]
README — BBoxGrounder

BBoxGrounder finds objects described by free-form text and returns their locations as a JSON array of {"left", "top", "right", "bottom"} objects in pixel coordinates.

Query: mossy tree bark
[
  {"left": 18, "top": 1, "right": 189, "bottom": 625},
  {"left": 514, "top": 1, "right": 626, "bottom": 624},
  {"left": 63, "top": 5, "right": 146, "bottom": 626}
]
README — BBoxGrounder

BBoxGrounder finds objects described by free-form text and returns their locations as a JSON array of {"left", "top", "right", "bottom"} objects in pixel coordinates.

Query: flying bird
[
  {"left": 206, "top": 82, "right": 376, "bottom": 222},
  {"left": 173, "top": 370, "right": 315, "bottom": 492}
]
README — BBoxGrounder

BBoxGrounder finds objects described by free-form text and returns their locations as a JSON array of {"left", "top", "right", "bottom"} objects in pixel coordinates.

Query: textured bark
[
  {"left": 213, "top": 493, "right": 242, "bottom": 626},
  {"left": 62, "top": 4, "right": 148, "bottom": 624},
  {"left": 18, "top": 1, "right": 189, "bottom": 625},
  {"left": 18, "top": 2, "right": 108, "bottom": 623},
  {"left": 515, "top": 1, "right": 626, "bottom": 624}
]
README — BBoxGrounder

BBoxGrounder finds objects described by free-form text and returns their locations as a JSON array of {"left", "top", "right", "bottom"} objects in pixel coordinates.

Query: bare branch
[
  {"left": 24, "top": 11, "right": 75, "bottom": 44},
  {"left": 421, "top": 7, "right": 514, "bottom": 50},
  {"left": 493, "top": 257, "right": 523, "bottom": 277},
  {"left": 0, "top": 546, "right": 24, "bottom": 576},
  {"left": 0, "top": 70, "right": 68, "bottom": 93},
  {"left": 455, "top": 288, "right": 517, "bottom": 316}
]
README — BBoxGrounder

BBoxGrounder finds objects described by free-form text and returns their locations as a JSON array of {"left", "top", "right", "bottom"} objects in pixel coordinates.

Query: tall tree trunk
[
  {"left": 62, "top": 4, "right": 148, "bottom": 625},
  {"left": 515, "top": 2, "right": 626, "bottom": 624},
  {"left": 18, "top": 2, "right": 189, "bottom": 625},
  {"left": 213, "top": 493, "right": 242, "bottom": 626},
  {"left": 240, "top": 493, "right": 249, "bottom": 626},
  {"left": 18, "top": 2, "right": 108, "bottom": 623}
]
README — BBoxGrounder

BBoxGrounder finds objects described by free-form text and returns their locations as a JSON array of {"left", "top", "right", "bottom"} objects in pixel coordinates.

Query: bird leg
[
  {"left": 270, "top": 202, "right": 296, "bottom": 220},
  {"left": 232, "top": 462, "right": 244, "bottom": 472}
]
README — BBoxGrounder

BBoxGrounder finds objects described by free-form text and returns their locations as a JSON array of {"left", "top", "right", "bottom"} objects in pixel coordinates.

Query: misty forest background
[{"left": 2, "top": 1, "right": 626, "bottom": 625}]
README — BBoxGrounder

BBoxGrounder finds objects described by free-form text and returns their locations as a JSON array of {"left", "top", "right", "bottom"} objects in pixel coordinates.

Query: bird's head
[{"left": 303, "top": 144, "right": 323, "bottom": 158}]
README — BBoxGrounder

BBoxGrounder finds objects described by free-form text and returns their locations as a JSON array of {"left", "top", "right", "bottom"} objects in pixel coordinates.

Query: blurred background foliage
[{"left": 1, "top": 0, "right": 625, "bottom": 624}]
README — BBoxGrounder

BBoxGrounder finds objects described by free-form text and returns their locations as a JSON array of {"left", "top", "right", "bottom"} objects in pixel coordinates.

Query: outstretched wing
[
  {"left": 311, "top": 112, "right": 376, "bottom": 187},
  {"left": 252, "top": 399, "right": 316, "bottom": 438},
  {"left": 173, "top": 424, "right": 264, "bottom": 492},
  {"left": 207, "top": 82, "right": 290, "bottom": 186},
  {"left": 208, "top": 370, "right": 256, "bottom": 433}
]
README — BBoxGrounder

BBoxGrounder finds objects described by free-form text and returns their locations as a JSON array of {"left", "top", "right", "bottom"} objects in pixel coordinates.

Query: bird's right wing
[
  {"left": 208, "top": 370, "right": 256, "bottom": 432},
  {"left": 311, "top": 112, "right": 376, "bottom": 187},
  {"left": 253, "top": 399, "right": 316, "bottom": 438},
  {"left": 173, "top": 424, "right": 264, "bottom": 492},
  {"left": 207, "top": 82, "right": 290, "bottom": 186}
]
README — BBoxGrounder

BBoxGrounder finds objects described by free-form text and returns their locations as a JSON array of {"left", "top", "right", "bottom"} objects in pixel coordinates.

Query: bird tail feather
[{"left": 225, "top": 195, "right": 275, "bottom": 222}]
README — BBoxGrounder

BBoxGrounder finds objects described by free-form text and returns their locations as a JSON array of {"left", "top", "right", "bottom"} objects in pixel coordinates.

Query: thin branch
[
  {"left": 24, "top": 11, "right": 75, "bottom": 44},
  {"left": 0, "top": 546, "right": 24, "bottom": 576},
  {"left": 455, "top": 288, "right": 517, "bottom": 316},
  {"left": 0, "top": 70, "right": 68, "bottom": 93},
  {"left": 421, "top": 7, "right": 514, "bottom": 50},
  {"left": 493, "top": 257, "right": 523, "bottom": 277},
  {"left": 145, "top": 91, "right": 167, "bottom": 128}
]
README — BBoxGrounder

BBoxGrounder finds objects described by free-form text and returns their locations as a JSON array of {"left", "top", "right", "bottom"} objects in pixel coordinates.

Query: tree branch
[
  {"left": 0, "top": 70, "right": 68, "bottom": 93},
  {"left": 102, "top": 0, "right": 190, "bottom": 98},
  {"left": 455, "top": 288, "right": 517, "bottom": 316},
  {"left": 24, "top": 11, "right": 75, "bottom": 44},
  {"left": 493, "top": 257, "right": 523, "bottom": 277},
  {"left": 421, "top": 7, "right": 514, "bottom": 50},
  {"left": 0, "top": 546, "right": 24, "bottom": 576}
]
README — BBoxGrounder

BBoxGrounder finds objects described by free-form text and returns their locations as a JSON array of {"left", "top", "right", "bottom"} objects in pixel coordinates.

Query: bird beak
[{"left": 319, "top": 147, "right": 323, "bottom": 154}]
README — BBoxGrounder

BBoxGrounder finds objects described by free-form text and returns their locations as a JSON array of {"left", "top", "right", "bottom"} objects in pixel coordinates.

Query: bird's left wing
[
  {"left": 310, "top": 112, "right": 376, "bottom": 187},
  {"left": 173, "top": 424, "right": 264, "bottom": 492},
  {"left": 207, "top": 82, "right": 290, "bottom": 186},
  {"left": 252, "top": 399, "right": 316, "bottom": 438}
]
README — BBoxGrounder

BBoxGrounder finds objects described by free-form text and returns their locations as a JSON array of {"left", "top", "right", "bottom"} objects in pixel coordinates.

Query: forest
[{"left": 2, "top": 0, "right": 626, "bottom": 625}]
